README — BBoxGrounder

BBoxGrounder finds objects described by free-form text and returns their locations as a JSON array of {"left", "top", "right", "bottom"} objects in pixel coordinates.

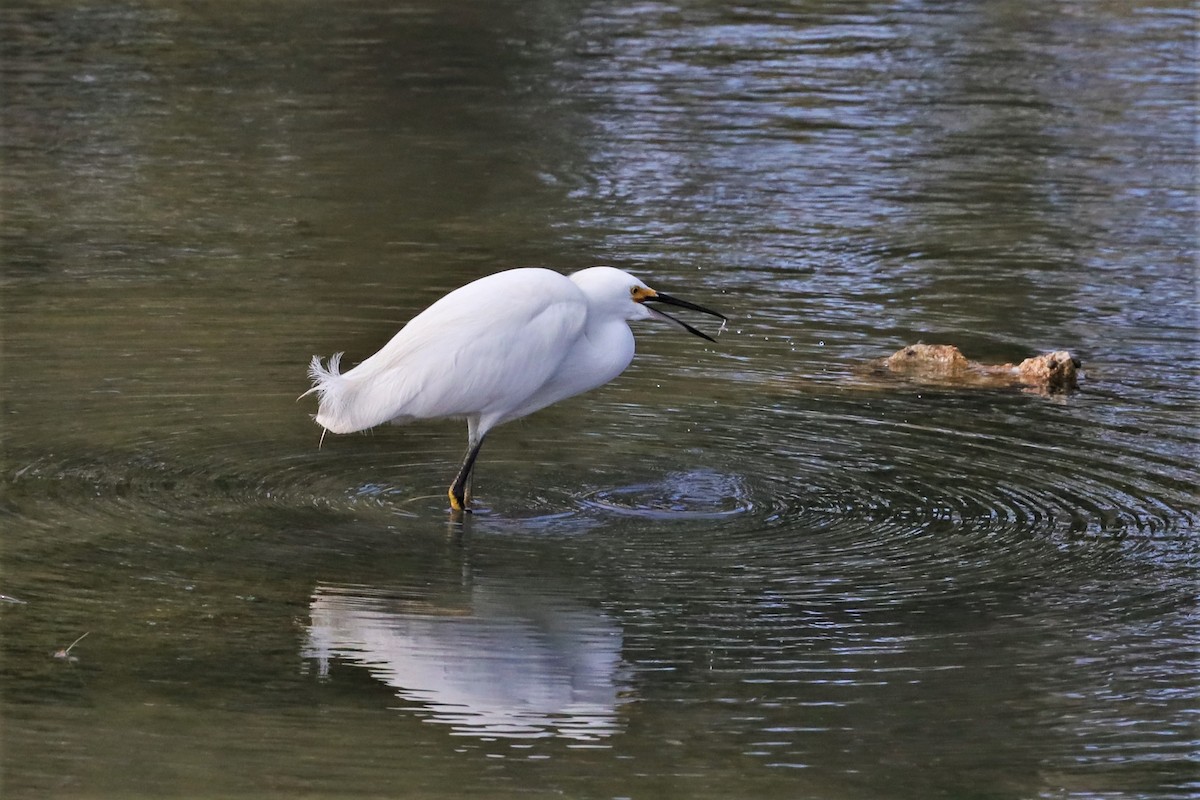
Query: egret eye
[{"left": 630, "top": 286, "right": 654, "bottom": 302}]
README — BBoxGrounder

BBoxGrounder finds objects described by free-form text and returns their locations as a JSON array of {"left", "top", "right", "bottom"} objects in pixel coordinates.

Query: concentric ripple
[
  {"left": 577, "top": 469, "right": 755, "bottom": 520},
  {"left": 580, "top": 388, "right": 1200, "bottom": 581},
  {"left": 4, "top": 391, "right": 1194, "bottom": 563}
]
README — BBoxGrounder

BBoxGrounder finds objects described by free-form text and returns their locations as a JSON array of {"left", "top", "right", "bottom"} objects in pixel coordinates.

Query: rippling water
[{"left": 2, "top": 1, "right": 1196, "bottom": 798}]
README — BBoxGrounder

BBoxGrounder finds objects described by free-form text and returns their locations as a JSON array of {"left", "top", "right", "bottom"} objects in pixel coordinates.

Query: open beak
[{"left": 643, "top": 291, "right": 728, "bottom": 343}]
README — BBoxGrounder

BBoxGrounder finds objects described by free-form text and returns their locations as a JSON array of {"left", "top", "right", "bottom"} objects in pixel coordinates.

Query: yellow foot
[{"left": 448, "top": 487, "right": 469, "bottom": 514}]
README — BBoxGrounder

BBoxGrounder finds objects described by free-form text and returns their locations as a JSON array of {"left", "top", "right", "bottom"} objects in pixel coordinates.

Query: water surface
[{"left": 2, "top": 1, "right": 1196, "bottom": 798}]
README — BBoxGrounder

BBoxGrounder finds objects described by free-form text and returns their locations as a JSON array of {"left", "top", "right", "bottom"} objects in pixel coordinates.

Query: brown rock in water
[
  {"left": 1013, "top": 351, "right": 1080, "bottom": 393},
  {"left": 872, "top": 344, "right": 1080, "bottom": 393},
  {"left": 882, "top": 344, "right": 971, "bottom": 375}
]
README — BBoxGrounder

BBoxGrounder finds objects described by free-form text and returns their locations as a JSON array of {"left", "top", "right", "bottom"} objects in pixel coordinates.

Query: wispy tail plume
[
  {"left": 301, "top": 352, "right": 354, "bottom": 436},
  {"left": 304, "top": 352, "right": 344, "bottom": 399}
]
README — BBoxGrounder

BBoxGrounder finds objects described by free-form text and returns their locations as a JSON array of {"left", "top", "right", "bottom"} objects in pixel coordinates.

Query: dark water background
[{"left": 2, "top": 1, "right": 1197, "bottom": 798}]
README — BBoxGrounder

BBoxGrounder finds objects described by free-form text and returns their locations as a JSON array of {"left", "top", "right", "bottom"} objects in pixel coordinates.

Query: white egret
[{"left": 305, "top": 266, "right": 726, "bottom": 512}]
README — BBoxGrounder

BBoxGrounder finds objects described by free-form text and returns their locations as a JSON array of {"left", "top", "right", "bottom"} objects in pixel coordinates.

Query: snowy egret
[{"left": 305, "top": 266, "right": 726, "bottom": 512}]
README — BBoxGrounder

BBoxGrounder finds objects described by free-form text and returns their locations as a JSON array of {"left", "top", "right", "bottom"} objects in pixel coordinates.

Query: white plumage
[{"left": 305, "top": 266, "right": 725, "bottom": 512}]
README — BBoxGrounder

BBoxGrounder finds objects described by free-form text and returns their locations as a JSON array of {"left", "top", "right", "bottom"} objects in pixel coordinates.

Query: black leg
[{"left": 448, "top": 435, "right": 486, "bottom": 512}]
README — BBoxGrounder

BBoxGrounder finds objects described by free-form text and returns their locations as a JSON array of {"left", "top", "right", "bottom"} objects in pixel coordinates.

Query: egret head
[{"left": 570, "top": 266, "right": 727, "bottom": 342}]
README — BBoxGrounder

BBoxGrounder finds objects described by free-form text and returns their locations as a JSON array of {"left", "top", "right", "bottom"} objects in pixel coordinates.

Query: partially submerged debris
[
  {"left": 866, "top": 344, "right": 1081, "bottom": 394},
  {"left": 54, "top": 631, "right": 90, "bottom": 662}
]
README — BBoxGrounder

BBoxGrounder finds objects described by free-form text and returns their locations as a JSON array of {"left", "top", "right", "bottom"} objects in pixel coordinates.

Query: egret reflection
[{"left": 303, "top": 581, "right": 628, "bottom": 741}]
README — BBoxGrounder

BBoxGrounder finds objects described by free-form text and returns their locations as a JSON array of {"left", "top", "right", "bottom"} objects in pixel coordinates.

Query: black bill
[{"left": 644, "top": 292, "right": 728, "bottom": 343}]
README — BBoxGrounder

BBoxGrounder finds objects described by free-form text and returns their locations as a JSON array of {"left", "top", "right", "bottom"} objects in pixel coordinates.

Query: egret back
[{"left": 307, "top": 269, "right": 590, "bottom": 434}]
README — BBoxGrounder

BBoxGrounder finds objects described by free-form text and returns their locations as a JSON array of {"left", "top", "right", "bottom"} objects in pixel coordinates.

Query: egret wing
[{"left": 309, "top": 269, "right": 587, "bottom": 433}]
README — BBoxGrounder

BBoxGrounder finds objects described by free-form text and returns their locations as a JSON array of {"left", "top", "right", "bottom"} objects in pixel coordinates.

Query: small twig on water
[{"left": 54, "top": 631, "right": 90, "bottom": 660}]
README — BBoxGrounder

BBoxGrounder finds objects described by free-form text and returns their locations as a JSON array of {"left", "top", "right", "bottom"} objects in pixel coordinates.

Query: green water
[{"left": 2, "top": 1, "right": 1196, "bottom": 798}]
